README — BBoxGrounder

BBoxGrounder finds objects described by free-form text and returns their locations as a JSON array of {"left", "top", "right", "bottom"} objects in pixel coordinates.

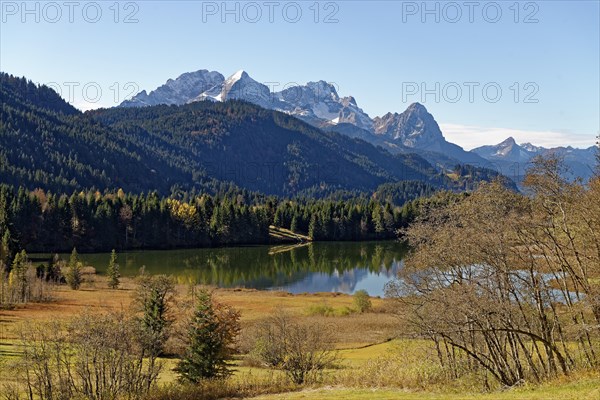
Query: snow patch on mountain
[
  {"left": 119, "top": 68, "right": 596, "bottom": 181},
  {"left": 120, "top": 70, "right": 224, "bottom": 107}
]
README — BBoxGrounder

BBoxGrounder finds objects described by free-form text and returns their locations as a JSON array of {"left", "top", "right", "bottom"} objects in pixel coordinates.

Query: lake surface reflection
[{"left": 47, "top": 241, "right": 407, "bottom": 297}]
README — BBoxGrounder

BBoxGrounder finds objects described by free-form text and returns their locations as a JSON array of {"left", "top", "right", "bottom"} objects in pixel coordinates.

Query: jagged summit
[
  {"left": 521, "top": 142, "right": 542, "bottom": 152},
  {"left": 119, "top": 69, "right": 481, "bottom": 165},
  {"left": 193, "top": 69, "right": 271, "bottom": 108},
  {"left": 230, "top": 69, "right": 247, "bottom": 80},
  {"left": 120, "top": 69, "right": 224, "bottom": 107},
  {"left": 472, "top": 137, "right": 597, "bottom": 181},
  {"left": 472, "top": 137, "right": 530, "bottom": 162},
  {"left": 304, "top": 81, "right": 340, "bottom": 101},
  {"left": 406, "top": 102, "right": 427, "bottom": 112},
  {"left": 500, "top": 137, "right": 517, "bottom": 146},
  {"left": 118, "top": 68, "right": 594, "bottom": 180},
  {"left": 373, "top": 102, "right": 444, "bottom": 147}
]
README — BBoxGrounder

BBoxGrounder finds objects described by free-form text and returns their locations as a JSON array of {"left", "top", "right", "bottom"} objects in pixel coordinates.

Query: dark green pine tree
[
  {"left": 176, "top": 289, "right": 237, "bottom": 382},
  {"left": 273, "top": 207, "right": 282, "bottom": 227},
  {"left": 372, "top": 204, "right": 385, "bottom": 238},
  {"left": 107, "top": 249, "right": 120, "bottom": 289},
  {"left": 137, "top": 275, "right": 174, "bottom": 357},
  {"left": 142, "top": 284, "right": 169, "bottom": 355},
  {"left": 290, "top": 215, "right": 299, "bottom": 233},
  {"left": 9, "top": 250, "right": 29, "bottom": 302},
  {"left": 308, "top": 214, "right": 321, "bottom": 240},
  {"left": 65, "top": 248, "right": 82, "bottom": 290},
  {"left": 1, "top": 229, "right": 12, "bottom": 266}
]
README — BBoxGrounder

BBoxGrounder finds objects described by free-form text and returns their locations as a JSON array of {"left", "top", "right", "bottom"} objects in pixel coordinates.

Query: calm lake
[{"left": 40, "top": 241, "right": 407, "bottom": 297}]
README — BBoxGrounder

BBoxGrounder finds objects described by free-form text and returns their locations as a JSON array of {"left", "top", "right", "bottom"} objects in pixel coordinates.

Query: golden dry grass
[
  {"left": 249, "top": 369, "right": 600, "bottom": 400},
  {"left": 2, "top": 281, "right": 599, "bottom": 400},
  {"left": 0, "top": 278, "right": 395, "bottom": 346}
]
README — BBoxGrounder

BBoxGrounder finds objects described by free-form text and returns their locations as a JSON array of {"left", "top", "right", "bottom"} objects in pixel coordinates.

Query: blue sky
[{"left": 1, "top": 0, "right": 599, "bottom": 149}]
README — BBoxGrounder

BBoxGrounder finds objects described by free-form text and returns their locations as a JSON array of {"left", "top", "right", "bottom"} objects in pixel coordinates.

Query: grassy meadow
[{"left": 1, "top": 275, "right": 599, "bottom": 399}]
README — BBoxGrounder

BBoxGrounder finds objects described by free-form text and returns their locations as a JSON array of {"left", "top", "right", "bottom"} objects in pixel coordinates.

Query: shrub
[
  {"left": 145, "top": 372, "right": 294, "bottom": 400},
  {"left": 336, "top": 306, "right": 354, "bottom": 316},
  {"left": 353, "top": 290, "right": 372, "bottom": 313},
  {"left": 1, "top": 251, "right": 55, "bottom": 306},
  {"left": 332, "top": 340, "right": 469, "bottom": 390},
  {"left": 305, "top": 302, "right": 335, "bottom": 316},
  {"left": 252, "top": 311, "right": 338, "bottom": 384},
  {"left": 14, "top": 312, "right": 163, "bottom": 399}
]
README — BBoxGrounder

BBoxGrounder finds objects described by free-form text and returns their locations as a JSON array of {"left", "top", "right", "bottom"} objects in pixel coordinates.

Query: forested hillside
[
  {"left": 2, "top": 72, "right": 511, "bottom": 198},
  {"left": 0, "top": 73, "right": 195, "bottom": 193},
  {"left": 88, "top": 101, "right": 445, "bottom": 195}
]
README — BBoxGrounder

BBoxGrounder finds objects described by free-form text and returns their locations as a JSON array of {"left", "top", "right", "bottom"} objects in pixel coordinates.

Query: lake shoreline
[
  {"left": 28, "top": 238, "right": 403, "bottom": 256},
  {"left": 30, "top": 241, "right": 408, "bottom": 297}
]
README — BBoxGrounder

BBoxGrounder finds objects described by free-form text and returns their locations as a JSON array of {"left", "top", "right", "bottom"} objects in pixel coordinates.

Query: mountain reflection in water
[{"left": 41, "top": 241, "right": 407, "bottom": 297}]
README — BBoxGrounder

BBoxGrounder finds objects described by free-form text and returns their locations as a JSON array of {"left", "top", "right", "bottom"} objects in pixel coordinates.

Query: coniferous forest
[
  {"left": 0, "top": 72, "right": 499, "bottom": 254},
  {"left": 0, "top": 182, "right": 453, "bottom": 256}
]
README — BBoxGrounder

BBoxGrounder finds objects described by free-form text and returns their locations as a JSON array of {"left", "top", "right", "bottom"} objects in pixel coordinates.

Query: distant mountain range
[
  {"left": 3, "top": 71, "right": 510, "bottom": 197},
  {"left": 472, "top": 137, "right": 597, "bottom": 181},
  {"left": 121, "top": 69, "right": 598, "bottom": 182},
  {"left": 2, "top": 69, "right": 592, "bottom": 198}
]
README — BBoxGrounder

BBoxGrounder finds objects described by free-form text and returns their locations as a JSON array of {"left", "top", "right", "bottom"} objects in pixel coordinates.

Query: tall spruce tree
[
  {"left": 9, "top": 250, "right": 29, "bottom": 302},
  {"left": 65, "top": 248, "right": 82, "bottom": 290},
  {"left": 290, "top": 215, "right": 299, "bottom": 233},
  {"left": 136, "top": 275, "right": 174, "bottom": 357},
  {"left": 0, "top": 229, "right": 12, "bottom": 266},
  {"left": 176, "top": 289, "right": 240, "bottom": 382},
  {"left": 107, "top": 249, "right": 120, "bottom": 289}
]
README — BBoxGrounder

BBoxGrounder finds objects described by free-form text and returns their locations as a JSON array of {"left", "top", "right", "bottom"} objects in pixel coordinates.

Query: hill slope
[
  {"left": 2, "top": 72, "right": 510, "bottom": 196},
  {"left": 89, "top": 101, "right": 444, "bottom": 195},
  {"left": 0, "top": 73, "right": 190, "bottom": 193}
]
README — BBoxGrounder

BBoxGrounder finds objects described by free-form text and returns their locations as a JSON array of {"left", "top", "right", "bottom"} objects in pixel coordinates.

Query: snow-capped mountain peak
[
  {"left": 304, "top": 80, "right": 340, "bottom": 101},
  {"left": 120, "top": 69, "right": 224, "bottom": 107},
  {"left": 471, "top": 138, "right": 597, "bottom": 182},
  {"left": 222, "top": 69, "right": 255, "bottom": 91},
  {"left": 405, "top": 102, "right": 428, "bottom": 114},
  {"left": 471, "top": 137, "right": 531, "bottom": 162},
  {"left": 272, "top": 79, "right": 371, "bottom": 128},
  {"left": 493, "top": 137, "right": 519, "bottom": 157},
  {"left": 230, "top": 69, "right": 247, "bottom": 81},
  {"left": 121, "top": 68, "right": 375, "bottom": 130},
  {"left": 119, "top": 68, "right": 596, "bottom": 182},
  {"left": 193, "top": 69, "right": 272, "bottom": 108},
  {"left": 521, "top": 142, "right": 543, "bottom": 153},
  {"left": 499, "top": 137, "right": 517, "bottom": 146}
]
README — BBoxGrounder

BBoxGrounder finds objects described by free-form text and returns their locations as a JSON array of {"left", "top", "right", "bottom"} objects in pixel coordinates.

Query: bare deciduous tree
[
  {"left": 253, "top": 311, "right": 338, "bottom": 384},
  {"left": 15, "top": 311, "right": 162, "bottom": 400},
  {"left": 387, "top": 159, "right": 600, "bottom": 387}
]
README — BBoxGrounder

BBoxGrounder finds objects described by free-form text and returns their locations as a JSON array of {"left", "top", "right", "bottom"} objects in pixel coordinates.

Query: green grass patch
[
  {"left": 249, "top": 374, "right": 600, "bottom": 399},
  {"left": 305, "top": 302, "right": 356, "bottom": 317}
]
